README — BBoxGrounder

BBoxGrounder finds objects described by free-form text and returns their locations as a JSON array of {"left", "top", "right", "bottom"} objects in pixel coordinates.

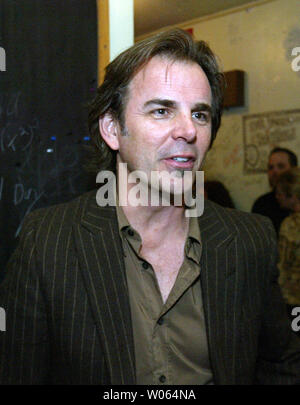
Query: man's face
[
  {"left": 114, "top": 56, "right": 212, "bottom": 196},
  {"left": 267, "top": 152, "right": 292, "bottom": 188}
]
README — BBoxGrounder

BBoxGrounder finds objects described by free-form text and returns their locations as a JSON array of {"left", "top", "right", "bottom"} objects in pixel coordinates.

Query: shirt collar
[{"left": 116, "top": 199, "right": 202, "bottom": 263}]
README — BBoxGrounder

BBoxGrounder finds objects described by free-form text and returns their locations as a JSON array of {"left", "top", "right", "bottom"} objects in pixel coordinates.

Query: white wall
[{"left": 109, "top": 0, "right": 134, "bottom": 61}]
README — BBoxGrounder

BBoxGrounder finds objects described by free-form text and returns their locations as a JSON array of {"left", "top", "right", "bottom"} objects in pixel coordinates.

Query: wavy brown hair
[{"left": 87, "top": 28, "right": 225, "bottom": 173}]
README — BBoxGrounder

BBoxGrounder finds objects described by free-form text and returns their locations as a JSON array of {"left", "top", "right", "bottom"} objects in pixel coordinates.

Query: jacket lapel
[
  {"left": 72, "top": 193, "right": 245, "bottom": 385},
  {"left": 73, "top": 193, "right": 135, "bottom": 384},
  {"left": 199, "top": 201, "right": 245, "bottom": 384}
]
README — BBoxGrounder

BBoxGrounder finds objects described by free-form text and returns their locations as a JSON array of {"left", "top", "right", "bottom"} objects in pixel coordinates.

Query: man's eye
[
  {"left": 193, "top": 112, "right": 210, "bottom": 122},
  {"left": 151, "top": 108, "right": 168, "bottom": 117},
  {"left": 155, "top": 109, "right": 167, "bottom": 115}
]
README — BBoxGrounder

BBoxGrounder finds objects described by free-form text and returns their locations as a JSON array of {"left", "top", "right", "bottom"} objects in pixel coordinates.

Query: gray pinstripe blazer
[{"left": 0, "top": 190, "right": 300, "bottom": 385}]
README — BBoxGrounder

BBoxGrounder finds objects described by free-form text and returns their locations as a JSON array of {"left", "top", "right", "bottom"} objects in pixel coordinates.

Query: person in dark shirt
[
  {"left": 252, "top": 147, "right": 298, "bottom": 234},
  {"left": 204, "top": 180, "right": 235, "bottom": 208}
]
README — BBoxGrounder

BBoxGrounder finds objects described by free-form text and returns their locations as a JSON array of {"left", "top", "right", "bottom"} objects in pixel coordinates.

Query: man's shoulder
[
  {"left": 205, "top": 198, "right": 272, "bottom": 223},
  {"left": 23, "top": 189, "right": 94, "bottom": 221},
  {"left": 203, "top": 199, "right": 275, "bottom": 240},
  {"left": 253, "top": 191, "right": 274, "bottom": 204},
  {"left": 252, "top": 191, "right": 276, "bottom": 211},
  {"left": 20, "top": 189, "right": 114, "bottom": 236}
]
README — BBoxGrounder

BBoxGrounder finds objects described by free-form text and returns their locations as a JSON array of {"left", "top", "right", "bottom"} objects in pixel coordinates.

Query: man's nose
[{"left": 171, "top": 113, "right": 197, "bottom": 142}]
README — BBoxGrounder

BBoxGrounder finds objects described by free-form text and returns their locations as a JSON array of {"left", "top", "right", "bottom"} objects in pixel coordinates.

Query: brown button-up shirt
[{"left": 116, "top": 205, "right": 214, "bottom": 385}]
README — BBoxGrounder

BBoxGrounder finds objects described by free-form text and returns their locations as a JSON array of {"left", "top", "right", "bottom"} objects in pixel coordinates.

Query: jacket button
[
  {"left": 157, "top": 318, "right": 164, "bottom": 325},
  {"left": 142, "top": 262, "right": 149, "bottom": 269}
]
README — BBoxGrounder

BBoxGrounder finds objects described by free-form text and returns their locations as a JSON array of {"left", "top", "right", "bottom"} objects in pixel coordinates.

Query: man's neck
[{"left": 121, "top": 203, "right": 189, "bottom": 248}]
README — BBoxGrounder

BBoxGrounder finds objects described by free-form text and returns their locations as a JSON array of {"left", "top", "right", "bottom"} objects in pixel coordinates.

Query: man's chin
[{"left": 147, "top": 181, "right": 194, "bottom": 207}]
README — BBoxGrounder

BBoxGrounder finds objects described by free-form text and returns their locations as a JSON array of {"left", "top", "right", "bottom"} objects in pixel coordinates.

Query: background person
[
  {"left": 204, "top": 180, "right": 235, "bottom": 208},
  {"left": 276, "top": 168, "right": 300, "bottom": 335},
  {"left": 252, "top": 147, "right": 298, "bottom": 235}
]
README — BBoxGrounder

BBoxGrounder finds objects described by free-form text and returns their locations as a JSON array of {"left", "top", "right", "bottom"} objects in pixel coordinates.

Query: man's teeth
[{"left": 172, "top": 157, "right": 189, "bottom": 162}]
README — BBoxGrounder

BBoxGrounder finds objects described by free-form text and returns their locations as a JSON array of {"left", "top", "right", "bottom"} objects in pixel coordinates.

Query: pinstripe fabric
[{"left": 0, "top": 190, "right": 299, "bottom": 384}]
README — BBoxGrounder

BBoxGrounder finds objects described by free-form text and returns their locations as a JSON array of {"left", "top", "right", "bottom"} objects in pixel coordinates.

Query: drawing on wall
[{"left": 243, "top": 109, "right": 300, "bottom": 174}]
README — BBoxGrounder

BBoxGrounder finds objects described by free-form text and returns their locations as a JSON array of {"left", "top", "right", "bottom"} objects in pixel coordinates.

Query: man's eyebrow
[
  {"left": 192, "top": 103, "right": 212, "bottom": 114},
  {"left": 143, "top": 99, "right": 176, "bottom": 109},
  {"left": 143, "top": 99, "right": 212, "bottom": 113}
]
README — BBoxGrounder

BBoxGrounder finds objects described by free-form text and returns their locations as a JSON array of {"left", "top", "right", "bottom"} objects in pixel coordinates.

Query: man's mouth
[
  {"left": 163, "top": 155, "right": 196, "bottom": 169},
  {"left": 172, "top": 157, "right": 190, "bottom": 162}
]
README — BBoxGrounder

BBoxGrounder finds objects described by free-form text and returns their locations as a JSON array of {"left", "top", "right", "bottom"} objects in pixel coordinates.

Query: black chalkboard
[{"left": 0, "top": 0, "right": 98, "bottom": 278}]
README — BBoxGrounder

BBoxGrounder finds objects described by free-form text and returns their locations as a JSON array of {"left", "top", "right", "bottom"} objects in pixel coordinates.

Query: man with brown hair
[
  {"left": 1, "top": 29, "right": 300, "bottom": 385},
  {"left": 252, "top": 147, "right": 298, "bottom": 234}
]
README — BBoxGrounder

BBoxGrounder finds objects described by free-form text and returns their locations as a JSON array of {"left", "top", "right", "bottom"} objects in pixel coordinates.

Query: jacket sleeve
[
  {"left": 0, "top": 213, "right": 50, "bottom": 384},
  {"left": 254, "top": 219, "right": 300, "bottom": 384}
]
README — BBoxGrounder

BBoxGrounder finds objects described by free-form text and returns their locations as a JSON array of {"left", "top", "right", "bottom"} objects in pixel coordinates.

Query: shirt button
[
  {"left": 159, "top": 375, "right": 166, "bottom": 383},
  {"left": 157, "top": 318, "right": 164, "bottom": 325},
  {"left": 142, "top": 262, "right": 149, "bottom": 269},
  {"left": 128, "top": 229, "right": 134, "bottom": 237}
]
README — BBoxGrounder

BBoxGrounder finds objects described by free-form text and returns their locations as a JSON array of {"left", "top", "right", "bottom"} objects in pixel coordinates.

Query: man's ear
[{"left": 98, "top": 113, "right": 120, "bottom": 151}]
